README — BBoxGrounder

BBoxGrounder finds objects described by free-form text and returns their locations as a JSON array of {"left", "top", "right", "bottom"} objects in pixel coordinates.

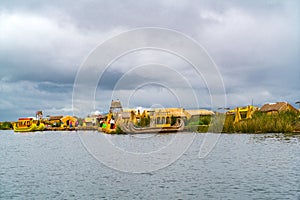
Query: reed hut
[
  {"left": 109, "top": 100, "right": 123, "bottom": 113},
  {"left": 61, "top": 116, "right": 77, "bottom": 128},
  {"left": 260, "top": 102, "right": 298, "bottom": 114}
]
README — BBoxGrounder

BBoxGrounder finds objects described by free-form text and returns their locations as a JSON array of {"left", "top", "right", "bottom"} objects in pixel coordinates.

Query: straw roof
[
  {"left": 260, "top": 102, "right": 298, "bottom": 112},
  {"left": 110, "top": 100, "right": 122, "bottom": 109},
  {"left": 109, "top": 100, "right": 123, "bottom": 113},
  {"left": 36, "top": 111, "right": 43, "bottom": 115},
  {"left": 49, "top": 116, "right": 63, "bottom": 120},
  {"left": 166, "top": 108, "right": 186, "bottom": 117},
  {"left": 61, "top": 116, "right": 77, "bottom": 123},
  {"left": 185, "top": 109, "right": 215, "bottom": 116},
  {"left": 151, "top": 108, "right": 186, "bottom": 117}
]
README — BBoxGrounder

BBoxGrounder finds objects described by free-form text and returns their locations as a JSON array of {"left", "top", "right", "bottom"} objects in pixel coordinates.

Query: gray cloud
[{"left": 0, "top": 0, "right": 299, "bottom": 120}]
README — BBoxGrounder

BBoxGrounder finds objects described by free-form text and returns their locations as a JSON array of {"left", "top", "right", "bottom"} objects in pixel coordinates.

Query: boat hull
[
  {"left": 13, "top": 122, "right": 45, "bottom": 132},
  {"left": 101, "top": 127, "right": 117, "bottom": 134},
  {"left": 119, "top": 119, "right": 184, "bottom": 134},
  {"left": 14, "top": 124, "right": 37, "bottom": 132},
  {"left": 35, "top": 123, "right": 45, "bottom": 131}
]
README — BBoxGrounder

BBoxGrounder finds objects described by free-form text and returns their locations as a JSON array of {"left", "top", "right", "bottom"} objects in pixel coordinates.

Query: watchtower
[{"left": 109, "top": 100, "right": 123, "bottom": 114}]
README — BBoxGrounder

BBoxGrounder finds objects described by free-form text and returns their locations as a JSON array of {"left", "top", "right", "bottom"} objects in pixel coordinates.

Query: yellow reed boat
[{"left": 14, "top": 118, "right": 45, "bottom": 132}]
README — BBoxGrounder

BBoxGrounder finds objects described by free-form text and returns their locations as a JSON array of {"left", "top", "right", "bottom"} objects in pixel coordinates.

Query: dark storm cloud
[
  {"left": 0, "top": 0, "right": 299, "bottom": 120},
  {"left": 97, "top": 70, "right": 124, "bottom": 90}
]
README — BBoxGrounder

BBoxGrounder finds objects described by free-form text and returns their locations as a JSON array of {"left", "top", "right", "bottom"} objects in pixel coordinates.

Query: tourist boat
[
  {"left": 14, "top": 118, "right": 45, "bottom": 132},
  {"left": 99, "top": 113, "right": 118, "bottom": 134},
  {"left": 35, "top": 122, "right": 45, "bottom": 131},
  {"left": 119, "top": 118, "right": 185, "bottom": 134},
  {"left": 101, "top": 121, "right": 117, "bottom": 134}
]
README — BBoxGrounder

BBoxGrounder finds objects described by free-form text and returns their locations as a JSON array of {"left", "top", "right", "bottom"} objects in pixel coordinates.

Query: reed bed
[{"left": 223, "top": 111, "right": 299, "bottom": 133}]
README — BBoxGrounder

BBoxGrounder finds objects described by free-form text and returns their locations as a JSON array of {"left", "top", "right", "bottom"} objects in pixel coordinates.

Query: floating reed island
[{"left": 1, "top": 101, "right": 300, "bottom": 134}]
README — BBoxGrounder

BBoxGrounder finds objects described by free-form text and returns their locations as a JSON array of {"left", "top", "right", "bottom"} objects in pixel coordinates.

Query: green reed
[{"left": 223, "top": 111, "right": 299, "bottom": 133}]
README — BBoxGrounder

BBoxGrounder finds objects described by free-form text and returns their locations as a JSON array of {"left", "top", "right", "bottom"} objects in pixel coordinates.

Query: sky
[{"left": 0, "top": 0, "right": 299, "bottom": 121}]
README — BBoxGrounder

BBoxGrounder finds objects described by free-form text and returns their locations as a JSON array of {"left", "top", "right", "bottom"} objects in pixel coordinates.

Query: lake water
[{"left": 0, "top": 131, "right": 299, "bottom": 199}]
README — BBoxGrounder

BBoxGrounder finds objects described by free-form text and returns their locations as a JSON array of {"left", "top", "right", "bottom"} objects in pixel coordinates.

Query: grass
[
  {"left": 186, "top": 115, "right": 212, "bottom": 132},
  {"left": 185, "top": 111, "right": 300, "bottom": 134},
  {"left": 0, "top": 122, "right": 13, "bottom": 130},
  {"left": 223, "top": 111, "right": 299, "bottom": 133}
]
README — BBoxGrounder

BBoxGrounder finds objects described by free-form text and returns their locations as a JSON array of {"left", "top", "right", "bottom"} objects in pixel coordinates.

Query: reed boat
[
  {"left": 14, "top": 118, "right": 45, "bottom": 132},
  {"left": 100, "top": 113, "right": 118, "bottom": 134},
  {"left": 101, "top": 122, "right": 117, "bottom": 134},
  {"left": 119, "top": 118, "right": 184, "bottom": 134},
  {"left": 102, "top": 127, "right": 117, "bottom": 134},
  {"left": 35, "top": 122, "right": 45, "bottom": 131}
]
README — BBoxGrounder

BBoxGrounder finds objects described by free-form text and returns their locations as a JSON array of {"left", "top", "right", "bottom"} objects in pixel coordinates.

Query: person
[{"left": 110, "top": 117, "right": 115, "bottom": 129}]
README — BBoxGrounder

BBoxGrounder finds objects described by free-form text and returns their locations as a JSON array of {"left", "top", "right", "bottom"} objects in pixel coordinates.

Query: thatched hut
[{"left": 260, "top": 102, "right": 298, "bottom": 114}]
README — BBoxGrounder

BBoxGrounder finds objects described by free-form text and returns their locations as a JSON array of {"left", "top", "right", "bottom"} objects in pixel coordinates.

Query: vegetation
[
  {"left": 187, "top": 116, "right": 212, "bottom": 126},
  {"left": 1, "top": 110, "right": 299, "bottom": 134},
  {"left": 185, "top": 116, "right": 212, "bottom": 132},
  {"left": 0, "top": 122, "right": 13, "bottom": 130},
  {"left": 138, "top": 115, "right": 150, "bottom": 127},
  {"left": 171, "top": 115, "right": 178, "bottom": 126},
  {"left": 76, "top": 118, "right": 84, "bottom": 126},
  {"left": 184, "top": 111, "right": 300, "bottom": 134},
  {"left": 115, "top": 126, "right": 124, "bottom": 134},
  {"left": 222, "top": 111, "right": 299, "bottom": 133}
]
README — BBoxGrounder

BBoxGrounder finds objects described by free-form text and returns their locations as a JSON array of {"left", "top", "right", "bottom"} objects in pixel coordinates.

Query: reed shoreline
[
  {"left": 2, "top": 110, "right": 300, "bottom": 134},
  {"left": 185, "top": 111, "right": 300, "bottom": 134}
]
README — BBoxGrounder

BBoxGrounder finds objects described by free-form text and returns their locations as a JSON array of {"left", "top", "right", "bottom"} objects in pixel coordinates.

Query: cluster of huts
[
  {"left": 44, "top": 114, "right": 103, "bottom": 130},
  {"left": 108, "top": 100, "right": 300, "bottom": 128},
  {"left": 225, "top": 102, "right": 299, "bottom": 123},
  {"left": 20, "top": 101, "right": 299, "bottom": 131}
]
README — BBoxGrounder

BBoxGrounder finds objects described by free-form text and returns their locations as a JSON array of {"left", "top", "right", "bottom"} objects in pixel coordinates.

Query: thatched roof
[
  {"left": 260, "top": 102, "right": 298, "bottom": 112},
  {"left": 166, "top": 108, "right": 186, "bottom": 117},
  {"left": 61, "top": 116, "right": 77, "bottom": 123},
  {"left": 151, "top": 108, "right": 186, "bottom": 117},
  {"left": 185, "top": 109, "right": 215, "bottom": 116},
  {"left": 36, "top": 111, "right": 43, "bottom": 115},
  {"left": 49, "top": 116, "right": 63, "bottom": 120},
  {"left": 110, "top": 100, "right": 122, "bottom": 108},
  {"left": 110, "top": 100, "right": 123, "bottom": 113}
]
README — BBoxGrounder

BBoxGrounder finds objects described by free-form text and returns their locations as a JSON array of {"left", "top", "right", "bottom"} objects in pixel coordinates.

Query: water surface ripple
[{"left": 0, "top": 131, "right": 299, "bottom": 199}]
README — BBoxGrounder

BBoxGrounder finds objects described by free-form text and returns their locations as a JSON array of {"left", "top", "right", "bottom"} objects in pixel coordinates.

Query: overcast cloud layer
[{"left": 0, "top": 0, "right": 299, "bottom": 120}]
